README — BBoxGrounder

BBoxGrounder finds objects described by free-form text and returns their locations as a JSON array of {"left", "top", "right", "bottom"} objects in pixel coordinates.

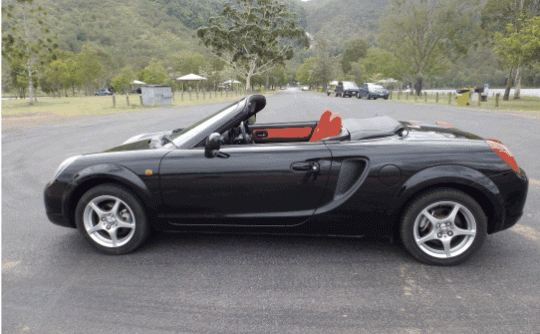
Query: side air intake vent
[{"left": 335, "top": 159, "right": 367, "bottom": 199}]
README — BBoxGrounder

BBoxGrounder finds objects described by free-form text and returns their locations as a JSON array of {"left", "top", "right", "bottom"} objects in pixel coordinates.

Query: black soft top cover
[{"left": 343, "top": 116, "right": 403, "bottom": 140}]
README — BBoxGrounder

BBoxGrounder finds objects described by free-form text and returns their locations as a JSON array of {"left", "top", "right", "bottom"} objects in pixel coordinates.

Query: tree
[
  {"left": 355, "top": 48, "right": 404, "bottom": 82},
  {"left": 379, "top": 0, "right": 481, "bottom": 95},
  {"left": 111, "top": 67, "right": 135, "bottom": 94},
  {"left": 495, "top": 15, "right": 540, "bottom": 67},
  {"left": 312, "top": 37, "right": 336, "bottom": 91},
  {"left": 43, "top": 59, "right": 67, "bottom": 96},
  {"left": 2, "top": 0, "right": 58, "bottom": 105},
  {"left": 495, "top": 15, "right": 540, "bottom": 96},
  {"left": 295, "top": 57, "right": 317, "bottom": 86},
  {"left": 341, "top": 38, "right": 369, "bottom": 74},
  {"left": 197, "top": 0, "right": 309, "bottom": 90},
  {"left": 77, "top": 45, "right": 104, "bottom": 95},
  {"left": 136, "top": 63, "right": 168, "bottom": 85},
  {"left": 483, "top": 0, "right": 540, "bottom": 99}
]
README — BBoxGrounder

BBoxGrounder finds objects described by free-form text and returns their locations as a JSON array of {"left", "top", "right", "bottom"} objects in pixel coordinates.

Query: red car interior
[{"left": 251, "top": 109, "right": 342, "bottom": 143}]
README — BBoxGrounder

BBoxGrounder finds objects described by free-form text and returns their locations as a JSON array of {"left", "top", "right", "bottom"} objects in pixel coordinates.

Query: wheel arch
[
  {"left": 391, "top": 166, "right": 505, "bottom": 238},
  {"left": 64, "top": 164, "right": 158, "bottom": 228}
]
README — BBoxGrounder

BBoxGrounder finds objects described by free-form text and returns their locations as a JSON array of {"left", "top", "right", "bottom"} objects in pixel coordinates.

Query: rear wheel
[
  {"left": 399, "top": 189, "right": 487, "bottom": 265},
  {"left": 75, "top": 184, "right": 150, "bottom": 255}
]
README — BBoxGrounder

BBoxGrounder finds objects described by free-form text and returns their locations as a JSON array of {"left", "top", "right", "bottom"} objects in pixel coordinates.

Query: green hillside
[
  {"left": 41, "top": 0, "right": 216, "bottom": 68},
  {"left": 301, "top": 0, "right": 388, "bottom": 51}
]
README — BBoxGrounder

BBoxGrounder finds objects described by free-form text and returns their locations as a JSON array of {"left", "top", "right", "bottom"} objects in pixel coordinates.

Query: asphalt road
[{"left": 3, "top": 89, "right": 540, "bottom": 333}]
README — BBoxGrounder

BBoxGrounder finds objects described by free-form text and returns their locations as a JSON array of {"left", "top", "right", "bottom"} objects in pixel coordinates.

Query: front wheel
[
  {"left": 75, "top": 184, "right": 150, "bottom": 255},
  {"left": 399, "top": 189, "right": 487, "bottom": 265},
  {"left": 356, "top": 93, "right": 361, "bottom": 99}
]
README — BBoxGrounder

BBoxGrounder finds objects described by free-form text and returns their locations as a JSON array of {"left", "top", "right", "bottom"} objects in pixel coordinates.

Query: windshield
[
  {"left": 169, "top": 99, "right": 242, "bottom": 146},
  {"left": 343, "top": 82, "right": 358, "bottom": 89},
  {"left": 368, "top": 83, "right": 385, "bottom": 89}
]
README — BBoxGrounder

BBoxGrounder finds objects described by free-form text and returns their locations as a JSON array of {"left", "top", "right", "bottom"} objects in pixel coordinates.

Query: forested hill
[
  {"left": 302, "top": 0, "right": 388, "bottom": 50},
  {"left": 40, "top": 0, "right": 213, "bottom": 68},
  {"left": 35, "top": 0, "right": 386, "bottom": 66}
]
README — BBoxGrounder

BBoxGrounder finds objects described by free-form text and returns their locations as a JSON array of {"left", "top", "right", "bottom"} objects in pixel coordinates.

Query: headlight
[{"left": 51, "top": 155, "right": 80, "bottom": 181}]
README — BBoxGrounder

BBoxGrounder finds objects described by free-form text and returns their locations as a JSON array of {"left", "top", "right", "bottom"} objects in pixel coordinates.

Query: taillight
[{"left": 485, "top": 139, "right": 519, "bottom": 172}]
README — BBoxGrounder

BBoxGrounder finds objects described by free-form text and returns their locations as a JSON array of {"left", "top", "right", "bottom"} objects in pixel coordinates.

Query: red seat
[
  {"left": 309, "top": 109, "right": 342, "bottom": 142},
  {"left": 309, "top": 109, "right": 332, "bottom": 142},
  {"left": 326, "top": 113, "right": 342, "bottom": 138}
]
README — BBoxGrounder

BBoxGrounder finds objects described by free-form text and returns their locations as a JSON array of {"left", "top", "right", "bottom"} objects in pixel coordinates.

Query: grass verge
[
  {"left": 382, "top": 92, "right": 540, "bottom": 113},
  {"left": 1, "top": 90, "right": 272, "bottom": 117}
]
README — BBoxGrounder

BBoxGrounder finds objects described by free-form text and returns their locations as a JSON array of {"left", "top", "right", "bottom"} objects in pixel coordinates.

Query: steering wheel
[{"left": 240, "top": 121, "right": 253, "bottom": 144}]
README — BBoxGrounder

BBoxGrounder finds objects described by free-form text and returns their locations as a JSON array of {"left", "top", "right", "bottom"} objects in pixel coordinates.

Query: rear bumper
[{"left": 490, "top": 169, "right": 528, "bottom": 233}]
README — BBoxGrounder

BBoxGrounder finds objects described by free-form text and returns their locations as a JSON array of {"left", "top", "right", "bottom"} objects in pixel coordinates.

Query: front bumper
[{"left": 44, "top": 181, "right": 74, "bottom": 228}]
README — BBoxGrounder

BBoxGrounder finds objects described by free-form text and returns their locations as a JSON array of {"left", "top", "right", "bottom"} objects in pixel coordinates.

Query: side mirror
[
  {"left": 205, "top": 133, "right": 221, "bottom": 158},
  {"left": 247, "top": 115, "right": 256, "bottom": 125},
  {"left": 205, "top": 133, "right": 229, "bottom": 159}
]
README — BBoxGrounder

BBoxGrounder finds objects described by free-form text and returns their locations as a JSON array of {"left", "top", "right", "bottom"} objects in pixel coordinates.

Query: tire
[
  {"left": 367, "top": 94, "right": 372, "bottom": 100},
  {"left": 399, "top": 188, "right": 487, "bottom": 265},
  {"left": 356, "top": 92, "right": 361, "bottom": 99},
  {"left": 342, "top": 92, "right": 347, "bottom": 98},
  {"left": 75, "top": 184, "right": 150, "bottom": 255}
]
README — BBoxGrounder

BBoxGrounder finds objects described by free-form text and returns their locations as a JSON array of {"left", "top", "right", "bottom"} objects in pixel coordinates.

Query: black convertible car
[{"left": 44, "top": 95, "right": 528, "bottom": 265}]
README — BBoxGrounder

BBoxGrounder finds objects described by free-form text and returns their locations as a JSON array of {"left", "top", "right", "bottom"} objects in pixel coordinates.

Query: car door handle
[
  {"left": 254, "top": 130, "right": 268, "bottom": 139},
  {"left": 291, "top": 161, "right": 320, "bottom": 172}
]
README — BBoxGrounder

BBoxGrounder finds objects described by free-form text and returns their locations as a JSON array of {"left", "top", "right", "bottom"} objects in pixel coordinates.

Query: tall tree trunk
[
  {"left": 28, "top": 64, "right": 35, "bottom": 105},
  {"left": 245, "top": 74, "right": 251, "bottom": 91},
  {"left": 513, "top": 66, "right": 522, "bottom": 99},
  {"left": 503, "top": 66, "right": 514, "bottom": 101},
  {"left": 414, "top": 75, "right": 423, "bottom": 96}
]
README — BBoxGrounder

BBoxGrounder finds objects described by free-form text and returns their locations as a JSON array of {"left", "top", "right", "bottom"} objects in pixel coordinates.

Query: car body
[
  {"left": 358, "top": 83, "right": 389, "bottom": 100},
  {"left": 334, "top": 81, "right": 359, "bottom": 97},
  {"left": 302, "top": 86, "right": 309, "bottom": 91},
  {"left": 95, "top": 88, "right": 113, "bottom": 96},
  {"left": 44, "top": 94, "right": 528, "bottom": 265}
]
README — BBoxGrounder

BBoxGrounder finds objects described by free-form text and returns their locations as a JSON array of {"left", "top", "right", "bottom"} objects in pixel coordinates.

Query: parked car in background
[
  {"left": 302, "top": 86, "right": 309, "bottom": 91},
  {"left": 95, "top": 88, "right": 113, "bottom": 96},
  {"left": 335, "top": 81, "right": 359, "bottom": 97},
  {"left": 358, "top": 83, "right": 389, "bottom": 100}
]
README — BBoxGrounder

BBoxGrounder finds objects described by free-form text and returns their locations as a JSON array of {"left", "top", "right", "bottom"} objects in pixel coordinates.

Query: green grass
[
  {"left": 1, "top": 90, "right": 273, "bottom": 117},
  {"left": 383, "top": 91, "right": 540, "bottom": 113}
]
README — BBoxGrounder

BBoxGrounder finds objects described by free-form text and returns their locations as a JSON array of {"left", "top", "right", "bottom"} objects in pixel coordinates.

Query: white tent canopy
[
  {"left": 131, "top": 80, "right": 146, "bottom": 85},
  {"left": 176, "top": 73, "right": 207, "bottom": 81},
  {"left": 222, "top": 79, "right": 241, "bottom": 84}
]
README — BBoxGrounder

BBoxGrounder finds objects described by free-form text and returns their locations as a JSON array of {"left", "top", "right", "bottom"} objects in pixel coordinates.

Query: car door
[
  {"left": 159, "top": 141, "right": 332, "bottom": 226},
  {"left": 359, "top": 84, "right": 367, "bottom": 98}
]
